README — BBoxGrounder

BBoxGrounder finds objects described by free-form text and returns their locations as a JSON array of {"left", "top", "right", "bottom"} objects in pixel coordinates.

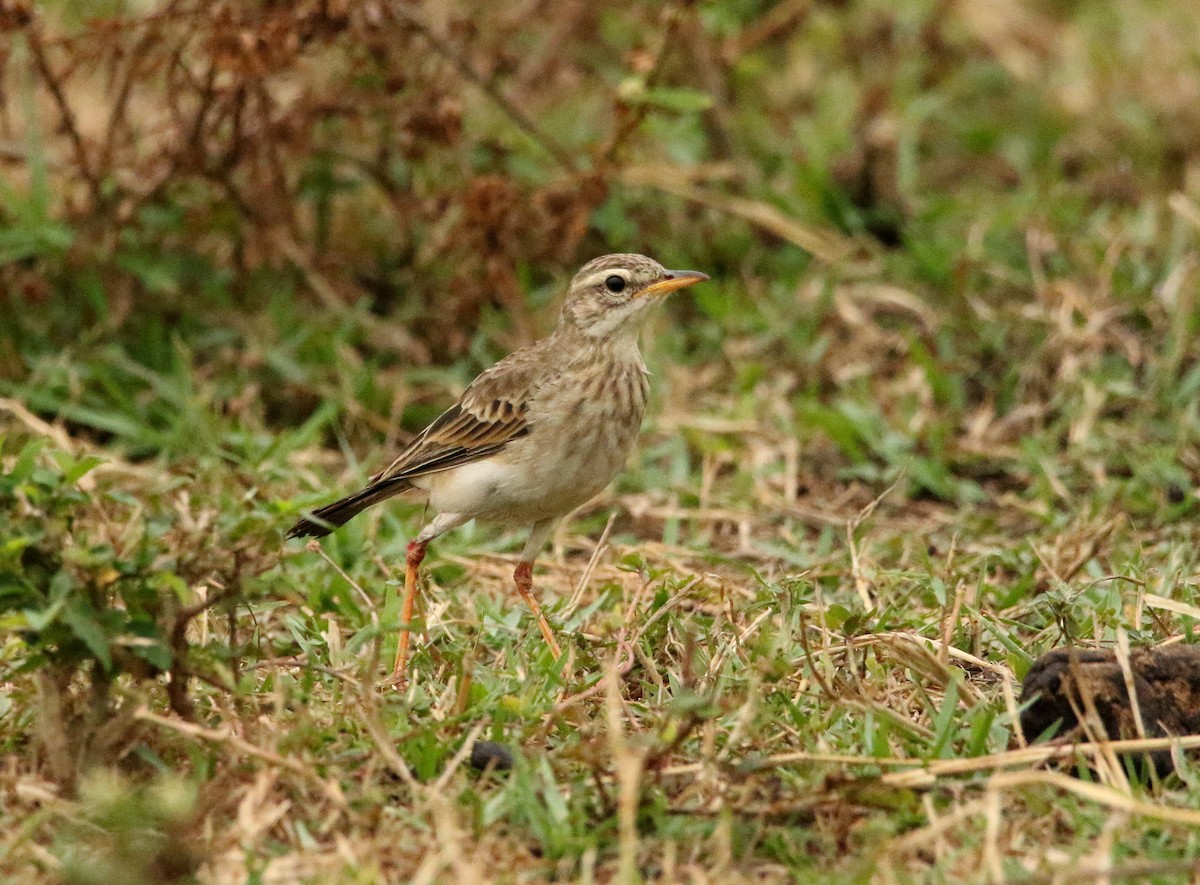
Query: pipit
[{"left": 288, "top": 253, "right": 708, "bottom": 684}]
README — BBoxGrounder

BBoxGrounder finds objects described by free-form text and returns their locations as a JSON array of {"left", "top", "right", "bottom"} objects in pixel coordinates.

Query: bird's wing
[{"left": 370, "top": 342, "right": 553, "bottom": 484}]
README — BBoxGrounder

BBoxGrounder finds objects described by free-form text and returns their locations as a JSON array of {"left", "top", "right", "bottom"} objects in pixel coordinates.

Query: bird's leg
[
  {"left": 515, "top": 518, "right": 562, "bottom": 659},
  {"left": 514, "top": 561, "right": 562, "bottom": 659},
  {"left": 387, "top": 512, "right": 468, "bottom": 688},
  {"left": 392, "top": 538, "right": 427, "bottom": 685}
]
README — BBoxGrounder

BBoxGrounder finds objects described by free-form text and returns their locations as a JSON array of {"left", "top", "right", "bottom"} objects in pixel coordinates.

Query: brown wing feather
[{"left": 371, "top": 340, "right": 553, "bottom": 484}]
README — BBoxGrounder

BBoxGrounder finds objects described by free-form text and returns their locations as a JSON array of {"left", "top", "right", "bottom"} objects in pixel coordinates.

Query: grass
[{"left": 3, "top": 0, "right": 1200, "bottom": 882}]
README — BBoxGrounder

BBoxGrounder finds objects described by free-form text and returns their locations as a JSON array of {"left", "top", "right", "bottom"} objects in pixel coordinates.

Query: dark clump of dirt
[
  {"left": 469, "top": 740, "right": 515, "bottom": 772},
  {"left": 1020, "top": 645, "right": 1200, "bottom": 775}
]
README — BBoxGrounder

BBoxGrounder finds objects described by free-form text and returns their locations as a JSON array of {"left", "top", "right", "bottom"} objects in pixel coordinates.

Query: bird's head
[{"left": 559, "top": 253, "right": 708, "bottom": 340}]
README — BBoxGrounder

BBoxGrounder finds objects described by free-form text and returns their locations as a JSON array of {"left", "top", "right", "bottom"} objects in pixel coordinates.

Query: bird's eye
[{"left": 605, "top": 275, "right": 626, "bottom": 293}]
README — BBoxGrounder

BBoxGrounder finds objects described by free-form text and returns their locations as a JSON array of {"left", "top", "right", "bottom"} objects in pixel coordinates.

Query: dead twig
[
  {"left": 386, "top": 2, "right": 576, "bottom": 173},
  {"left": 24, "top": 25, "right": 104, "bottom": 206}
]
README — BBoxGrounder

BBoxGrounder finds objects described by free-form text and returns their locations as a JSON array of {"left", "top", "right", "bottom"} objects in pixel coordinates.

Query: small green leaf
[
  {"left": 150, "top": 572, "right": 190, "bottom": 601},
  {"left": 825, "top": 603, "right": 854, "bottom": 629},
  {"left": 64, "top": 455, "right": 106, "bottom": 485},
  {"left": 106, "top": 491, "right": 141, "bottom": 507},
  {"left": 0, "top": 220, "right": 74, "bottom": 264},
  {"left": 2, "top": 535, "right": 39, "bottom": 557},
  {"left": 665, "top": 690, "right": 720, "bottom": 719},
  {"left": 8, "top": 440, "right": 46, "bottom": 486},
  {"left": 132, "top": 641, "right": 172, "bottom": 671},
  {"left": 23, "top": 595, "right": 67, "bottom": 632},
  {"left": 62, "top": 601, "right": 113, "bottom": 670}
]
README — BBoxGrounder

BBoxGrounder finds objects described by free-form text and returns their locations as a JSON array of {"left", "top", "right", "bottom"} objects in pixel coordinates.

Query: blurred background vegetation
[
  {"left": 3, "top": 0, "right": 1199, "bottom": 482},
  {"left": 2, "top": 0, "right": 1198, "bottom": 498},
  {"left": 3, "top": 0, "right": 1200, "bottom": 881}
]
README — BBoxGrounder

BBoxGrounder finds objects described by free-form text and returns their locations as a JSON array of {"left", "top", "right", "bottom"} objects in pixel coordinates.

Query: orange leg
[
  {"left": 514, "top": 561, "right": 562, "bottom": 659},
  {"left": 392, "top": 539, "right": 427, "bottom": 686}
]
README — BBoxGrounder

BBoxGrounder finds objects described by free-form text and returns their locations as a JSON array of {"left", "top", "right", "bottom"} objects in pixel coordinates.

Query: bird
[{"left": 288, "top": 253, "right": 709, "bottom": 685}]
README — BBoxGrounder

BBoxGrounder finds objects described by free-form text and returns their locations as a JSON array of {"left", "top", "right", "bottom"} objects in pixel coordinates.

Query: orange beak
[{"left": 635, "top": 270, "right": 710, "bottom": 298}]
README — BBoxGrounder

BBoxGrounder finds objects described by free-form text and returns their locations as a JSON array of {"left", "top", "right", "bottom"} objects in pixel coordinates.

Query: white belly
[
  {"left": 415, "top": 425, "right": 633, "bottom": 526},
  {"left": 415, "top": 352, "right": 648, "bottom": 526}
]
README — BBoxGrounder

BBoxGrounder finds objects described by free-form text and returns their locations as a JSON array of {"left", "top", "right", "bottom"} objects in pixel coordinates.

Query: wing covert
[{"left": 370, "top": 341, "right": 553, "bottom": 484}]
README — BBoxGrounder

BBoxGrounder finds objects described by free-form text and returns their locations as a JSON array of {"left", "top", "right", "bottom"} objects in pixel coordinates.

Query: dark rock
[
  {"left": 1020, "top": 645, "right": 1200, "bottom": 775},
  {"left": 469, "top": 740, "right": 514, "bottom": 772}
]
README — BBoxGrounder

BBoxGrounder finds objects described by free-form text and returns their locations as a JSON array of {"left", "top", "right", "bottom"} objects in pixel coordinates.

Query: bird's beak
[{"left": 635, "top": 270, "right": 710, "bottom": 298}]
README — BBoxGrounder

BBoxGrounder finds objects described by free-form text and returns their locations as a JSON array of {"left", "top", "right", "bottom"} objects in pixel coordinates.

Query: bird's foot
[{"left": 514, "top": 561, "right": 563, "bottom": 660}]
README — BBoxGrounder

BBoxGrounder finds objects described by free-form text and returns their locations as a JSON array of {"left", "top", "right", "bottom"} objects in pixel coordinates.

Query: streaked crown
[{"left": 559, "top": 253, "right": 708, "bottom": 338}]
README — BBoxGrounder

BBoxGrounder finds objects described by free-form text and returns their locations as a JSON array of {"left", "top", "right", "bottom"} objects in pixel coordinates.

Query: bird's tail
[{"left": 287, "top": 478, "right": 413, "bottom": 539}]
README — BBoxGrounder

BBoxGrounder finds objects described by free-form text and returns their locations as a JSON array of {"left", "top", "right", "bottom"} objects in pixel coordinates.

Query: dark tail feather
[{"left": 287, "top": 478, "right": 412, "bottom": 539}]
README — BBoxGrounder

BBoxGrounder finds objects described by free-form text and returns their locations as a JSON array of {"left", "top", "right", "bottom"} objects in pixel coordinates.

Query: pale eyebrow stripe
[{"left": 577, "top": 269, "right": 629, "bottom": 289}]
